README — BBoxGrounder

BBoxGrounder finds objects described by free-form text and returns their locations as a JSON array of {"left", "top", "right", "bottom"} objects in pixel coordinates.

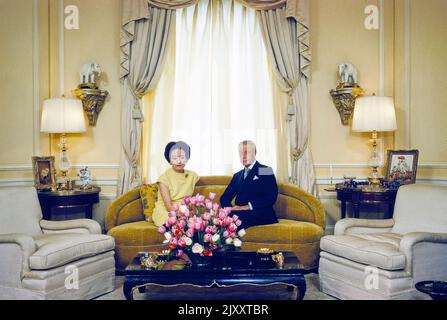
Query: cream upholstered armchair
[
  {"left": 0, "top": 187, "right": 116, "bottom": 300},
  {"left": 319, "top": 184, "right": 447, "bottom": 300}
]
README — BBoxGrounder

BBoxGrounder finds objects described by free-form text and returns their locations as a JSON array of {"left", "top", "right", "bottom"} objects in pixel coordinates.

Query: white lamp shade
[
  {"left": 41, "top": 98, "right": 86, "bottom": 133},
  {"left": 352, "top": 96, "right": 397, "bottom": 132}
]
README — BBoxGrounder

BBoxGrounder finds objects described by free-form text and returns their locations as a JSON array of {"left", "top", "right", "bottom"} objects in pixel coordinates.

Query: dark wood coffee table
[{"left": 123, "top": 251, "right": 306, "bottom": 300}]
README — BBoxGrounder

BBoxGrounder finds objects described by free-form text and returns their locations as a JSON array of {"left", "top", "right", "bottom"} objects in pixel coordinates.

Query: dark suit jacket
[{"left": 220, "top": 161, "right": 278, "bottom": 227}]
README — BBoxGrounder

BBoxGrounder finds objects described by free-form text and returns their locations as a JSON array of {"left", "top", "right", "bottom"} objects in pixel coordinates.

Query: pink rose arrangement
[{"left": 157, "top": 192, "right": 246, "bottom": 258}]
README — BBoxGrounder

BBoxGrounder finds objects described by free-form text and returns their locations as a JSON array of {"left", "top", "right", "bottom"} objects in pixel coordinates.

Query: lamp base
[{"left": 367, "top": 176, "right": 382, "bottom": 185}]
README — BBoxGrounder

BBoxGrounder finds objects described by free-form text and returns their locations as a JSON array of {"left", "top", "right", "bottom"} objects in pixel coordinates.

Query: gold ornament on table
[{"left": 272, "top": 252, "right": 285, "bottom": 269}]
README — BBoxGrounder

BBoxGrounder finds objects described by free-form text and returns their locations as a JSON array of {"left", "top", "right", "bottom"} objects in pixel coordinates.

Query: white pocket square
[{"left": 253, "top": 176, "right": 259, "bottom": 180}]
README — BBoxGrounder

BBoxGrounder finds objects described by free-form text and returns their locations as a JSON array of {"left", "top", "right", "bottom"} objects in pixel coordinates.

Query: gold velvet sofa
[{"left": 106, "top": 176, "right": 325, "bottom": 271}]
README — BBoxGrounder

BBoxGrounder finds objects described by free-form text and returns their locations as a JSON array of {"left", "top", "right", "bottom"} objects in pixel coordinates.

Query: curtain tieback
[
  {"left": 127, "top": 79, "right": 145, "bottom": 122},
  {"left": 291, "top": 138, "right": 308, "bottom": 162}
]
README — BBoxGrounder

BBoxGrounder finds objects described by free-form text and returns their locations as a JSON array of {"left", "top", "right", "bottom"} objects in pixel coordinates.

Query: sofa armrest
[
  {"left": 400, "top": 232, "right": 447, "bottom": 274},
  {"left": 334, "top": 218, "right": 395, "bottom": 235},
  {"left": 0, "top": 234, "right": 36, "bottom": 279},
  {"left": 105, "top": 187, "right": 143, "bottom": 231},
  {"left": 40, "top": 219, "right": 102, "bottom": 234},
  {"left": 278, "top": 183, "right": 326, "bottom": 228}
]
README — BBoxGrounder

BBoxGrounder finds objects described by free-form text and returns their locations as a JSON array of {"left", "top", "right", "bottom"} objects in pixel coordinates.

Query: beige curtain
[
  {"left": 259, "top": 4, "right": 316, "bottom": 196},
  {"left": 118, "top": 3, "right": 173, "bottom": 195}
]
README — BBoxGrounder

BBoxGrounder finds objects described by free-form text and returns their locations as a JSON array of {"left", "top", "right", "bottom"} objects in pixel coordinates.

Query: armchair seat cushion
[
  {"left": 108, "top": 221, "right": 164, "bottom": 246},
  {"left": 30, "top": 233, "right": 115, "bottom": 270},
  {"left": 320, "top": 232, "right": 405, "bottom": 270},
  {"left": 243, "top": 219, "right": 324, "bottom": 244}
]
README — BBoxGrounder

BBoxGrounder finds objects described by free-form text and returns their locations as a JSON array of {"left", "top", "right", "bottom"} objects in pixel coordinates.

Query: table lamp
[
  {"left": 41, "top": 98, "right": 86, "bottom": 187},
  {"left": 352, "top": 95, "right": 397, "bottom": 184}
]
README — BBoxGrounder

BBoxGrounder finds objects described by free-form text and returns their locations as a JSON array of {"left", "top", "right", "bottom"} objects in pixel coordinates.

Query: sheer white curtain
[{"left": 144, "top": 0, "right": 278, "bottom": 182}]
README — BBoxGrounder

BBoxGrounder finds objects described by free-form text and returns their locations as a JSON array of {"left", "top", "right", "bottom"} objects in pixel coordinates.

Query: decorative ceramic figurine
[
  {"left": 78, "top": 166, "right": 91, "bottom": 189},
  {"left": 79, "top": 63, "right": 101, "bottom": 85},
  {"left": 338, "top": 63, "right": 358, "bottom": 84}
]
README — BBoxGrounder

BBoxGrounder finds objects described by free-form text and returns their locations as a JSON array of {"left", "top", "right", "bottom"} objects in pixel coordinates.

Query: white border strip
[{"left": 33, "top": 0, "right": 40, "bottom": 155}]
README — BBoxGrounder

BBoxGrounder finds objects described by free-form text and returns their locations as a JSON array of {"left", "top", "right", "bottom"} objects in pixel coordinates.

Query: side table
[
  {"left": 335, "top": 184, "right": 398, "bottom": 219},
  {"left": 37, "top": 187, "right": 101, "bottom": 220}
]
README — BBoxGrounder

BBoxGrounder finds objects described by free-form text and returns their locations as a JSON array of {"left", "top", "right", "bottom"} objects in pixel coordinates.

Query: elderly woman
[{"left": 152, "top": 141, "right": 200, "bottom": 227}]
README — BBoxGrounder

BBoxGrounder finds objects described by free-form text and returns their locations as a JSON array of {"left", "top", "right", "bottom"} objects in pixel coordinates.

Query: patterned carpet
[{"left": 95, "top": 273, "right": 336, "bottom": 300}]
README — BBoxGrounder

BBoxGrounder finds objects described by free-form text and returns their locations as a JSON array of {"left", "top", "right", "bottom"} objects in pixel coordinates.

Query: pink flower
[
  {"left": 225, "top": 216, "right": 233, "bottom": 226},
  {"left": 172, "top": 204, "right": 179, "bottom": 211},
  {"left": 184, "top": 197, "right": 191, "bottom": 205},
  {"left": 232, "top": 215, "right": 239, "bottom": 222},
  {"left": 228, "top": 223, "right": 237, "bottom": 232},
  {"left": 194, "top": 221, "right": 203, "bottom": 230},
  {"left": 197, "top": 195, "right": 205, "bottom": 203},
  {"left": 213, "top": 218, "right": 220, "bottom": 225},
  {"left": 169, "top": 237, "right": 178, "bottom": 245},
  {"left": 212, "top": 203, "right": 219, "bottom": 212},
  {"left": 178, "top": 238, "right": 186, "bottom": 248},
  {"left": 205, "top": 226, "right": 213, "bottom": 234},
  {"left": 235, "top": 219, "right": 242, "bottom": 227},
  {"left": 178, "top": 219, "right": 186, "bottom": 229},
  {"left": 219, "top": 211, "right": 227, "bottom": 220},
  {"left": 209, "top": 192, "right": 216, "bottom": 200},
  {"left": 224, "top": 207, "right": 232, "bottom": 215},
  {"left": 188, "top": 220, "right": 195, "bottom": 229},
  {"left": 190, "top": 197, "right": 197, "bottom": 205},
  {"left": 203, "top": 212, "right": 211, "bottom": 221},
  {"left": 223, "top": 230, "right": 229, "bottom": 238},
  {"left": 186, "top": 229, "right": 194, "bottom": 237},
  {"left": 169, "top": 211, "right": 177, "bottom": 218},
  {"left": 230, "top": 232, "right": 237, "bottom": 238},
  {"left": 168, "top": 216, "right": 177, "bottom": 226},
  {"left": 176, "top": 249, "right": 184, "bottom": 257},
  {"left": 203, "top": 233, "right": 212, "bottom": 242},
  {"left": 205, "top": 201, "right": 213, "bottom": 210},
  {"left": 157, "top": 225, "right": 166, "bottom": 234}
]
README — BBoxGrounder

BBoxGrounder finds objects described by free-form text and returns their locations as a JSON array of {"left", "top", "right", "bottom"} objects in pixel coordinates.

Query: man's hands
[{"left": 232, "top": 205, "right": 250, "bottom": 211}]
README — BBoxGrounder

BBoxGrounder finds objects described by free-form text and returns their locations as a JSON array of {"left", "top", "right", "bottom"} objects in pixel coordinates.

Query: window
[{"left": 143, "top": 0, "right": 277, "bottom": 182}]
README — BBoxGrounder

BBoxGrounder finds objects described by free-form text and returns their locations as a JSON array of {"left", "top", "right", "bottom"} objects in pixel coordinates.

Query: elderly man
[{"left": 220, "top": 140, "right": 278, "bottom": 229}]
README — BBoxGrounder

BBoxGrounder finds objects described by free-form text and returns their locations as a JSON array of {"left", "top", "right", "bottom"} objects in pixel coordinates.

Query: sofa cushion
[
  {"left": 320, "top": 232, "right": 405, "bottom": 270},
  {"left": 139, "top": 183, "right": 158, "bottom": 223},
  {"left": 243, "top": 219, "right": 324, "bottom": 244},
  {"left": 108, "top": 221, "right": 164, "bottom": 246},
  {"left": 30, "top": 233, "right": 115, "bottom": 270}
]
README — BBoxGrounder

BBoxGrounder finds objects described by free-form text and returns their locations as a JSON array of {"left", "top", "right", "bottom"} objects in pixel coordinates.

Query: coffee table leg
[
  {"left": 123, "top": 281, "right": 135, "bottom": 300},
  {"left": 296, "top": 278, "right": 307, "bottom": 300}
]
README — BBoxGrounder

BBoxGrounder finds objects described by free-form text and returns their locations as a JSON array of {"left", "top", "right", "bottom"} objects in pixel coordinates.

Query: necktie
[{"left": 244, "top": 167, "right": 250, "bottom": 179}]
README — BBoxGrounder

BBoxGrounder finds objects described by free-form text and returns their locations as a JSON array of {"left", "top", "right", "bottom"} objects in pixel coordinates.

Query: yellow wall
[{"left": 0, "top": 0, "right": 446, "bottom": 230}]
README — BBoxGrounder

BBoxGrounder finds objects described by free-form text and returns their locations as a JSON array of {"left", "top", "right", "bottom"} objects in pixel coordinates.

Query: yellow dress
[{"left": 152, "top": 168, "right": 200, "bottom": 227}]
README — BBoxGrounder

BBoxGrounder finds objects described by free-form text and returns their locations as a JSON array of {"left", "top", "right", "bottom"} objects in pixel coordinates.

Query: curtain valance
[{"left": 122, "top": 0, "right": 308, "bottom": 29}]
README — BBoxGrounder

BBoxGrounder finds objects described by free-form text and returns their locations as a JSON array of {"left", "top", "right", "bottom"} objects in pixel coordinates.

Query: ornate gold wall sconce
[
  {"left": 74, "top": 63, "right": 109, "bottom": 126},
  {"left": 330, "top": 63, "right": 365, "bottom": 125}
]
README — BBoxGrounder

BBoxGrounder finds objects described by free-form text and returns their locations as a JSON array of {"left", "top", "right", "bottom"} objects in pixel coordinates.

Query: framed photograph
[
  {"left": 385, "top": 150, "right": 419, "bottom": 185},
  {"left": 32, "top": 156, "right": 56, "bottom": 190}
]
